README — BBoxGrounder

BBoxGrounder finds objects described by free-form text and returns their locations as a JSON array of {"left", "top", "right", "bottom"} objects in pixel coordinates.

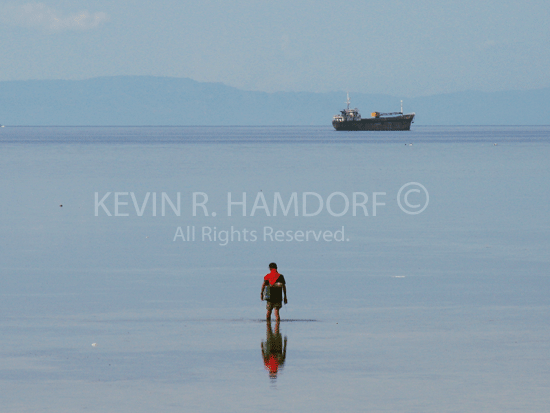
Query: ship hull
[{"left": 332, "top": 114, "right": 414, "bottom": 131}]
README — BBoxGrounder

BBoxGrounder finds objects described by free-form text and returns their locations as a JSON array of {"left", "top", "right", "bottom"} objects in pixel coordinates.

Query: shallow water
[{"left": 1, "top": 126, "right": 549, "bottom": 412}]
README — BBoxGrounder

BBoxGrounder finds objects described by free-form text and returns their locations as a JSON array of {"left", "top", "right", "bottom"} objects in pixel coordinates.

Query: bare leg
[
  {"left": 274, "top": 307, "right": 280, "bottom": 321},
  {"left": 266, "top": 309, "right": 272, "bottom": 320}
]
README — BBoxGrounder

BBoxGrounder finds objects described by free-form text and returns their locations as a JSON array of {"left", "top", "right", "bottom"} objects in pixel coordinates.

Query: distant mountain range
[{"left": 0, "top": 76, "right": 548, "bottom": 126}]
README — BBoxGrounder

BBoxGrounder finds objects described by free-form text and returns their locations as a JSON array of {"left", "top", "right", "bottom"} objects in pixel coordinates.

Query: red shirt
[{"left": 264, "top": 269, "right": 280, "bottom": 286}]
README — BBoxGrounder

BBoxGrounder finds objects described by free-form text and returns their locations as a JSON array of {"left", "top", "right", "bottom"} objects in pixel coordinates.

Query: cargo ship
[{"left": 332, "top": 94, "right": 415, "bottom": 131}]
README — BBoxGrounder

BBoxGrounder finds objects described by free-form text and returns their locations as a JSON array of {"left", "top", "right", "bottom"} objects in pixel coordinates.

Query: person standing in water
[{"left": 260, "top": 263, "right": 288, "bottom": 321}]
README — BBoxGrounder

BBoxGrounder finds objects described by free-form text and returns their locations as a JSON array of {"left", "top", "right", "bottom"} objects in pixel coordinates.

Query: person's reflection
[{"left": 261, "top": 319, "right": 287, "bottom": 380}]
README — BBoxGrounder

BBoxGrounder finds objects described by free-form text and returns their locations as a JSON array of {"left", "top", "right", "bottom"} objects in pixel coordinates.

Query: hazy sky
[{"left": 1, "top": 0, "right": 548, "bottom": 96}]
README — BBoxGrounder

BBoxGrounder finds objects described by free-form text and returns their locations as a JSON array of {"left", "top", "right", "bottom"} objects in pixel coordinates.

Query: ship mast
[{"left": 346, "top": 92, "right": 351, "bottom": 111}]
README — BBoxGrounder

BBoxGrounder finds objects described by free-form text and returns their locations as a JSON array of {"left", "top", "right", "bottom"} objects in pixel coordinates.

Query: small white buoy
[
  {"left": 494, "top": 143, "right": 497, "bottom": 146},
  {"left": 91, "top": 343, "right": 97, "bottom": 347}
]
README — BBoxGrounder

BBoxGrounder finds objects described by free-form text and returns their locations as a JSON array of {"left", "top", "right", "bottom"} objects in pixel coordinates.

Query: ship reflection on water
[{"left": 261, "top": 320, "right": 287, "bottom": 380}]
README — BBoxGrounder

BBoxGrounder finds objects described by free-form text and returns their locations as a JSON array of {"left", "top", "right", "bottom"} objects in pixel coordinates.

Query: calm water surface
[{"left": 1, "top": 126, "right": 549, "bottom": 412}]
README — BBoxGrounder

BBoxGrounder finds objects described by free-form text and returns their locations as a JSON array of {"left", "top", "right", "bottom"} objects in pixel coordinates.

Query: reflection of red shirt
[{"left": 265, "top": 355, "right": 279, "bottom": 374}]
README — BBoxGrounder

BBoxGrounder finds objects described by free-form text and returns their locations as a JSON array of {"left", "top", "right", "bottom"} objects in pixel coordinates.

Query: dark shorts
[{"left": 266, "top": 301, "right": 282, "bottom": 310}]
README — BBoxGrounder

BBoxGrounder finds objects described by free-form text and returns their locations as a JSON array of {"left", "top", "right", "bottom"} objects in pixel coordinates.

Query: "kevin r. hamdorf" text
[{"left": 95, "top": 192, "right": 387, "bottom": 217}]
